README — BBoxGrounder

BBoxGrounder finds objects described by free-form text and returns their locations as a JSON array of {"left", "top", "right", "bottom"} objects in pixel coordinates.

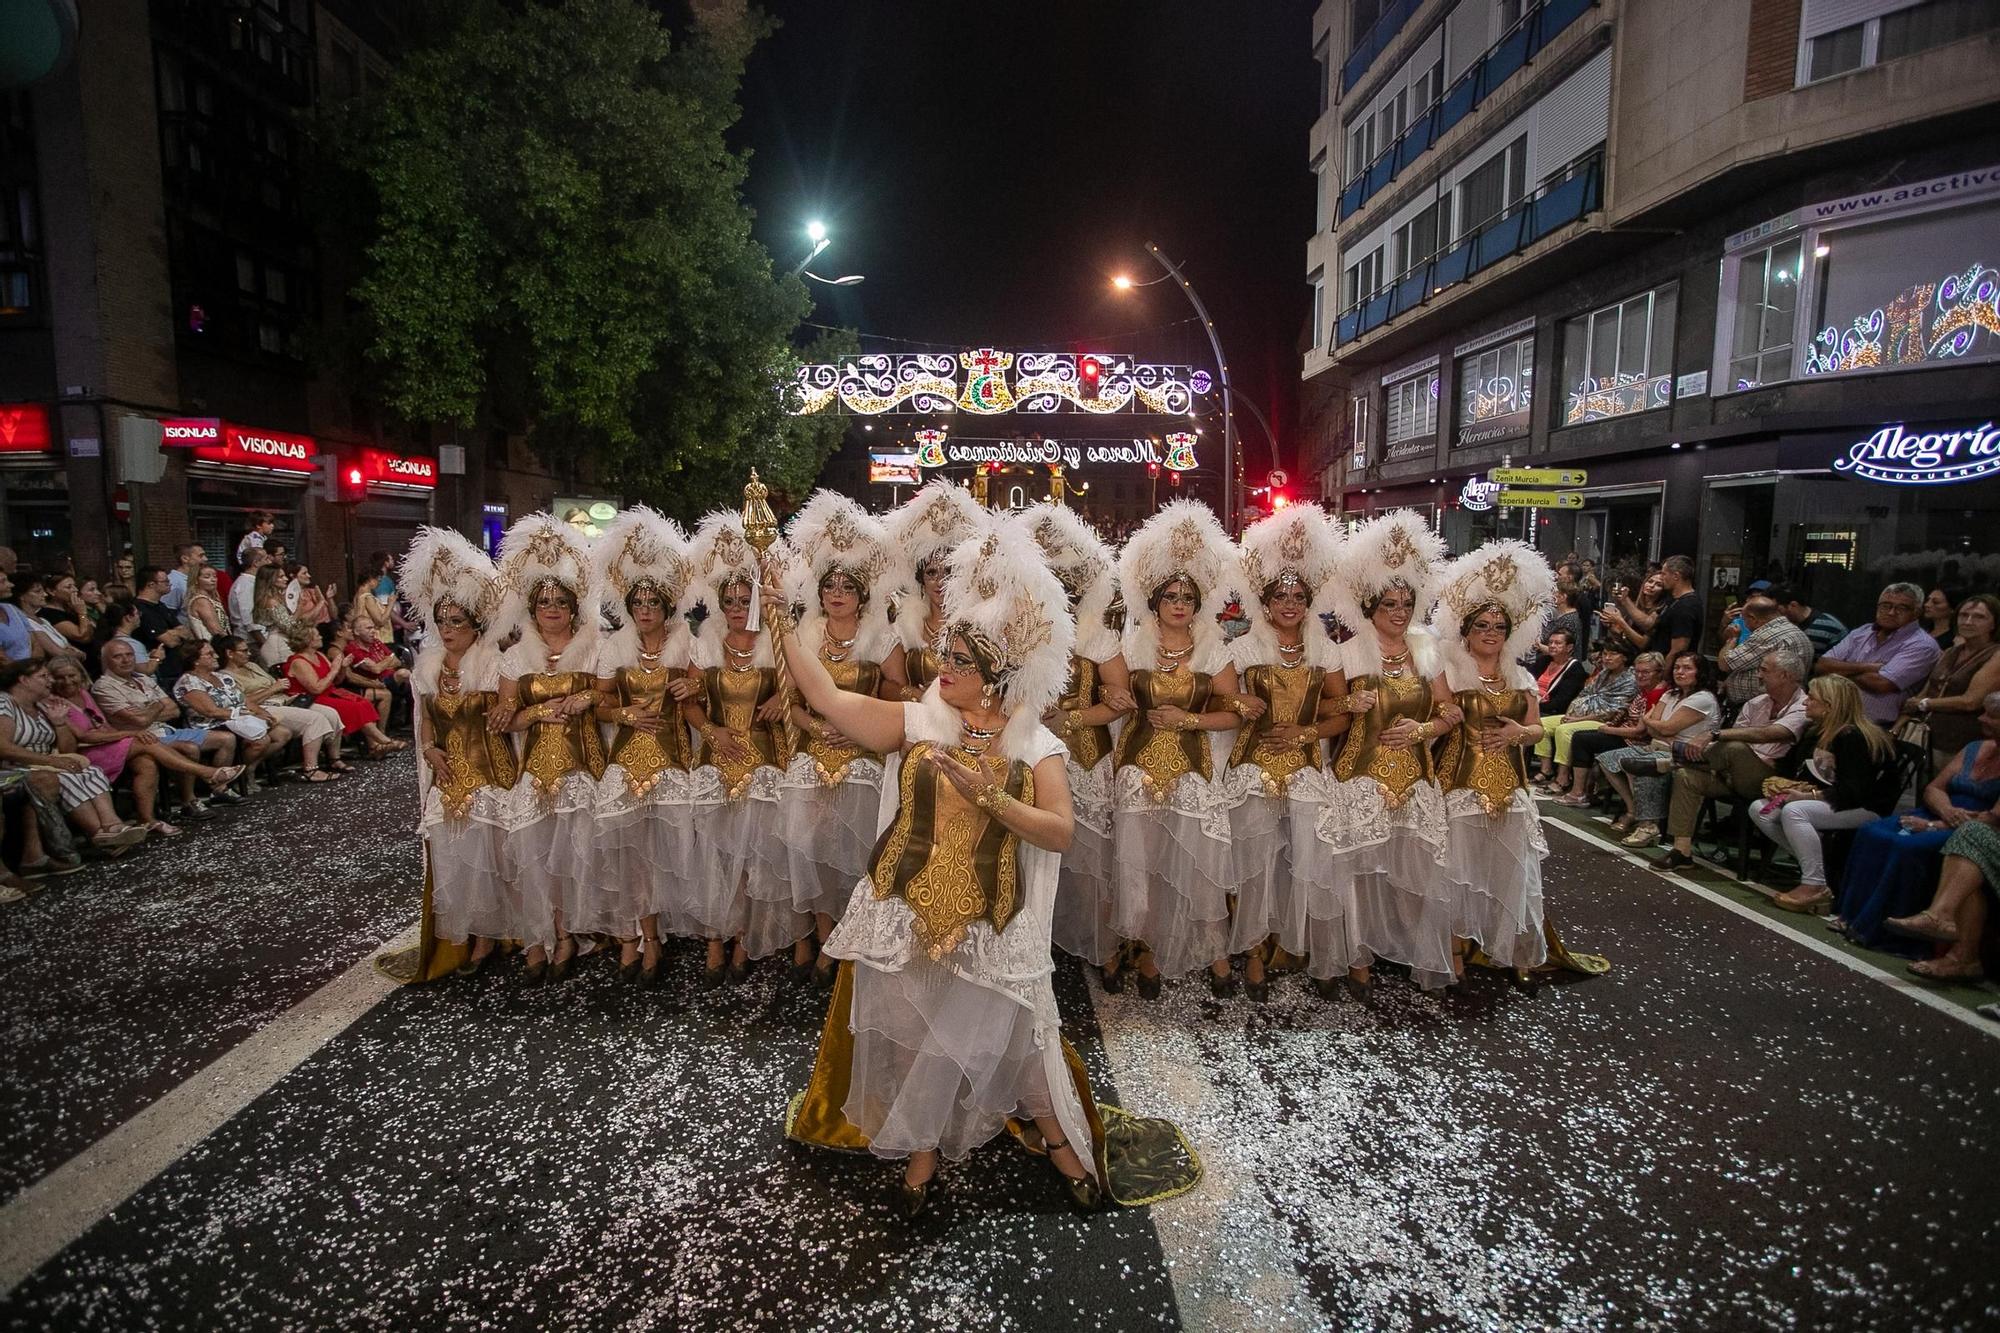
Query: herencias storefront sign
[{"left": 1834, "top": 421, "right": 2000, "bottom": 485}]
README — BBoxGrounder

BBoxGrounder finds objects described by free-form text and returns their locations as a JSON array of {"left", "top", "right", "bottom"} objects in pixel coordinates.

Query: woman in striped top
[{"left": 0, "top": 660, "right": 148, "bottom": 854}]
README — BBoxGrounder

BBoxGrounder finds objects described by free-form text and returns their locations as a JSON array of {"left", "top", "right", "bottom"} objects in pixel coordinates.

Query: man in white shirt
[
  {"left": 163, "top": 543, "right": 206, "bottom": 614},
  {"left": 228, "top": 547, "right": 267, "bottom": 639},
  {"left": 1660, "top": 652, "right": 1811, "bottom": 869}
]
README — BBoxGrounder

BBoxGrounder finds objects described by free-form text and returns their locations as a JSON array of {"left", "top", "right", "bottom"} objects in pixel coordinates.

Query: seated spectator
[
  {"left": 87, "top": 600, "right": 156, "bottom": 679},
  {"left": 9, "top": 577, "right": 81, "bottom": 664},
  {"left": 132, "top": 566, "right": 195, "bottom": 691},
  {"left": 1759, "top": 675, "right": 1904, "bottom": 914},
  {"left": 0, "top": 568, "right": 31, "bottom": 664},
  {"left": 342, "top": 616, "right": 410, "bottom": 728},
  {"left": 280, "top": 623, "right": 405, "bottom": 757},
  {"left": 215, "top": 634, "right": 346, "bottom": 780},
  {"left": 173, "top": 641, "right": 289, "bottom": 781},
  {"left": 1834, "top": 693, "right": 2000, "bottom": 948},
  {"left": 0, "top": 659, "right": 148, "bottom": 854},
  {"left": 1773, "top": 586, "right": 1847, "bottom": 660},
  {"left": 1563, "top": 650, "right": 1668, "bottom": 805},
  {"left": 91, "top": 640, "right": 242, "bottom": 819},
  {"left": 1717, "top": 592, "right": 1815, "bottom": 708},
  {"left": 1536, "top": 642, "right": 1636, "bottom": 795},
  {"left": 1534, "top": 628, "right": 1586, "bottom": 719},
  {"left": 1812, "top": 582, "right": 1941, "bottom": 724},
  {"left": 0, "top": 767, "right": 80, "bottom": 896},
  {"left": 1658, "top": 653, "right": 1812, "bottom": 870},
  {"left": 1923, "top": 585, "right": 1963, "bottom": 651},
  {"left": 1886, "top": 820, "right": 1997, "bottom": 982},
  {"left": 182, "top": 566, "right": 227, "bottom": 643},
  {"left": 285, "top": 562, "right": 334, "bottom": 631},
  {"left": 41, "top": 575, "right": 91, "bottom": 650},
  {"left": 48, "top": 657, "right": 240, "bottom": 838},
  {"left": 1596, "top": 651, "right": 1721, "bottom": 846},
  {"left": 1900, "top": 593, "right": 2000, "bottom": 781}
]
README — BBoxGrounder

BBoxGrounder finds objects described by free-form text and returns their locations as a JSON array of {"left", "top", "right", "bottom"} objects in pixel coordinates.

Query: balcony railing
[
  {"left": 1341, "top": 0, "right": 1425, "bottom": 94},
  {"left": 1338, "top": 0, "right": 1597, "bottom": 223},
  {"left": 1332, "top": 149, "right": 1602, "bottom": 350}
]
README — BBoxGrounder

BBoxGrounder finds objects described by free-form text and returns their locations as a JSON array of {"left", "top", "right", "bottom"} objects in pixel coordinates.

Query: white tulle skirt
[
  {"left": 781, "top": 757, "right": 885, "bottom": 923},
  {"left": 1442, "top": 788, "right": 1550, "bottom": 971},
  {"left": 590, "top": 764, "right": 698, "bottom": 937},
  {"left": 687, "top": 764, "right": 809, "bottom": 957},
  {"left": 1110, "top": 767, "right": 1234, "bottom": 976},
  {"left": 422, "top": 787, "right": 520, "bottom": 945},
  {"left": 1290, "top": 769, "right": 1456, "bottom": 989},
  {"left": 497, "top": 772, "right": 602, "bottom": 950},
  {"left": 1051, "top": 756, "right": 1117, "bottom": 966},
  {"left": 1216, "top": 767, "right": 1304, "bottom": 957}
]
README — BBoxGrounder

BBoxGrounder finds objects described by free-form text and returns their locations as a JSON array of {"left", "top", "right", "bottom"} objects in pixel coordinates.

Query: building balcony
[{"left": 1340, "top": 0, "right": 1426, "bottom": 95}]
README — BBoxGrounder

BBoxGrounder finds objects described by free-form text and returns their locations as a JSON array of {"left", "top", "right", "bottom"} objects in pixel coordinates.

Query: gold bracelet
[
  {"left": 1064, "top": 708, "right": 1083, "bottom": 732},
  {"left": 975, "top": 786, "right": 1013, "bottom": 814},
  {"left": 1178, "top": 714, "right": 1200, "bottom": 732}
]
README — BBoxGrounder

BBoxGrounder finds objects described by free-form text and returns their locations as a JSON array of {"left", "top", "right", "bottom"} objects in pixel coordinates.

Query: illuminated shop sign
[
  {"left": 0, "top": 404, "right": 53, "bottom": 453},
  {"left": 1834, "top": 421, "right": 2000, "bottom": 484},
  {"left": 358, "top": 447, "right": 438, "bottom": 491},
  {"left": 158, "top": 417, "right": 222, "bottom": 446},
  {"left": 1459, "top": 479, "right": 1501, "bottom": 510},
  {"left": 189, "top": 423, "right": 318, "bottom": 473}
]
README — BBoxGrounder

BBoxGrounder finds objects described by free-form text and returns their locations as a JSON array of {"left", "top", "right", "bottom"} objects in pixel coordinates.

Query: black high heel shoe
[
  {"left": 523, "top": 951, "right": 548, "bottom": 985},
  {"left": 814, "top": 957, "right": 837, "bottom": 990},
  {"left": 1345, "top": 973, "right": 1375, "bottom": 1005},
  {"left": 1206, "top": 968, "right": 1239, "bottom": 999},
  {"left": 1099, "top": 965, "right": 1126, "bottom": 994},
  {"left": 618, "top": 946, "right": 640, "bottom": 985},
  {"left": 1244, "top": 971, "right": 1270, "bottom": 1003},
  {"left": 1043, "top": 1138, "right": 1104, "bottom": 1211},
  {"left": 1311, "top": 975, "right": 1341, "bottom": 1001},
  {"left": 1135, "top": 971, "right": 1162, "bottom": 1001},
  {"left": 455, "top": 946, "right": 494, "bottom": 978},
  {"left": 639, "top": 941, "right": 664, "bottom": 990},
  {"left": 726, "top": 955, "right": 751, "bottom": 985},
  {"left": 550, "top": 937, "right": 576, "bottom": 984},
  {"left": 895, "top": 1167, "right": 937, "bottom": 1219}
]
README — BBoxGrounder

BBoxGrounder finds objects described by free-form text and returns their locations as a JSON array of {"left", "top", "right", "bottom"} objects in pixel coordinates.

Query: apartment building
[{"left": 1301, "top": 0, "right": 2000, "bottom": 629}]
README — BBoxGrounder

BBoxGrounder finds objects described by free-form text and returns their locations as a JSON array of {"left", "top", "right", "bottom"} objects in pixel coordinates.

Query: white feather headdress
[
  {"left": 399, "top": 526, "right": 504, "bottom": 693},
  {"left": 683, "top": 510, "right": 779, "bottom": 670},
  {"left": 593, "top": 506, "right": 692, "bottom": 671},
  {"left": 494, "top": 511, "right": 601, "bottom": 675},
  {"left": 885, "top": 481, "right": 991, "bottom": 651},
  {"left": 1327, "top": 509, "right": 1447, "bottom": 679},
  {"left": 1429, "top": 539, "right": 1556, "bottom": 691},
  {"left": 1232, "top": 505, "right": 1342, "bottom": 672},
  {"left": 1009, "top": 501, "right": 1118, "bottom": 662},
  {"left": 941, "top": 526, "right": 1076, "bottom": 752},
  {"left": 784, "top": 490, "right": 898, "bottom": 661},
  {"left": 1117, "top": 499, "right": 1235, "bottom": 671}
]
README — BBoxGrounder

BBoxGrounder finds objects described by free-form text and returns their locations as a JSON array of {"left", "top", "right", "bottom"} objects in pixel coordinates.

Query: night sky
[{"left": 732, "top": 1, "right": 1319, "bottom": 475}]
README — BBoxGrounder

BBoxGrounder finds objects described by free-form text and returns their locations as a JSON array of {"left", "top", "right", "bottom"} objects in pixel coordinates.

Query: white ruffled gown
[
  {"left": 589, "top": 626, "right": 698, "bottom": 939},
  {"left": 1435, "top": 657, "right": 1550, "bottom": 970},
  {"left": 1048, "top": 646, "right": 1121, "bottom": 967},
  {"left": 496, "top": 635, "right": 608, "bottom": 950},
  {"left": 780, "top": 616, "right": 892, "bottom": 927},
  {"left": 414, "top": 645, "right": 523, "bottom": 945}
]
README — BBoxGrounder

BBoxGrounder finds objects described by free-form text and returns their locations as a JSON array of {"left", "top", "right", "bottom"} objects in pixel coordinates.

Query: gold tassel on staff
[{"left": 740, "top": 469, "right": 800, "bottom": 758}]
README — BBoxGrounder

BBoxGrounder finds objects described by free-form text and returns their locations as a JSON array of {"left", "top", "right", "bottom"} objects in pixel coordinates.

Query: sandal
[
  {"left": 206, "top": 765, "right": 246, "bottom": 791},
  {"left": 1040, "top": 1136, "right": 1104, "bottom": 1210},
  {"left": 146, "top": 820, "right": 185, "bottom": 839},
  {"left": 328, "top": 760, "right": 356, "bottom": 773},
  {"left": 301, "top": 767, "right": 339, "bottom": 783},
  {"left": 1885, "top": 910, "right": 1959, "bottom": 943},
  {"left": 1909, "top": 958, "right": 1986, "bottom": 984},
  {"left": 1774, "top": 885, "right": 1833, "bottom": 915}
]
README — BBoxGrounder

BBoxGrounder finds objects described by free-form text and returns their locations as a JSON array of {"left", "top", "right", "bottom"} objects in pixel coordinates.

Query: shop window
[
  {"left": 1560, "top": 285, "right": 1677, "bottom": 425},
  {"left": 1456, "top": 334, "right": 1534, "bottom": 445},
  {"left": 1804, "top": 197, "right": 2000, "bottom": 376},
  {"left": 1725, "top": 237, "right": 1802, "bottom": 390},
  {"left": 1798, "top": 0, "right": 2000, "bottom": 84},
  {"left": 1384, "top": 368, "right": 1439, "bottom": 452}
]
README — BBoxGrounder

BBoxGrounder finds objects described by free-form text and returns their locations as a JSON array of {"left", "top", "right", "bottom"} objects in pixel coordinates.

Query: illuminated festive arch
[{"left": 785, "top": 348, "right": 1214, "bottom": 416}]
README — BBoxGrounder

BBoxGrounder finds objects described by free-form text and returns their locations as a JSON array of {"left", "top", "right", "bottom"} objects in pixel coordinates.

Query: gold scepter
[{"left": 741, "top": 469, "right": 799, "bottom": 758}]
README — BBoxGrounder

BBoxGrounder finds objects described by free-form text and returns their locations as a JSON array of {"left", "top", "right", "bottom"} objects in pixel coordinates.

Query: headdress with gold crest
[
  {"left": 940, "top": 525, "right": 1076, "bottom": 751},
  {"left": 885, "top": 481, "right": 991, "bottom": 652},
  {"left": 494, "top": 511, "right": 601, "bottom": 675},
  {"left": 1116, "top": 499, "right": 1236, "bottom": 671},
  {"left": 1326, "top": 509, "right": 1447, "bottom": 677},
  {"left": 1231, "top": 504, "right": 1342, "bottom": 672},
  {"left": 682, "top": 510, "right": 782, "bottom": 670},
  {"left": 1429, "top": 539, "right": 1556, "bottom": 691},
  {"left": 783, "top": 489, "right": 899, "bottom": 661},
  {"left": 592, "top": 506, "right": 692, "bottom": 671},
  {"left": 1007, "top": 501, "right": 1118, "bottom": 662},
  {"left": 400, "top": 525, "right": 505, "bottom": 693}
]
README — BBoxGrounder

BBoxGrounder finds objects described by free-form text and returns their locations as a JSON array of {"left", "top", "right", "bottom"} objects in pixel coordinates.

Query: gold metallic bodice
[
  {"left": 701, "top": 663, "right": 785, "bottom": 797},
  {"left": 1058, "top": 654, "right": 1114, "bottom": 769},
  {"left": 1228, "top": 662, "right": 1325, "bottom": 795},
  {"left": 519, "top": 671, "right": 607, "bottom": 793},
  {"left": 868, "top": 740, "right": 1033, "bottom": 958},
  {"left": 1438, "top": 687, "right": 1530, "bottom": 818},
  {"left": 1115, "top": 668, "right": 1214, "bottom": 792},
  {"left": 604, "top": 663, "right": 692, "bottom": 798},
  {"left": 803, "top": 658, "right": 883, "bottom": 784},
  {"left": 1331, "top": 670, "right": 1434, "bottom": 807},
  {"left": 904, "top": 643, "right": 943, "bottom": 696},
  {"left": 425, "top": 688, "right": 519, "bottom": 819}
]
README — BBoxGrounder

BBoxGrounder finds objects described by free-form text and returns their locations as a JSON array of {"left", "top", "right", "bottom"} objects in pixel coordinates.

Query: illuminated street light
[{"left": 806, "top": 219, "right": 827, "bottom": 243}]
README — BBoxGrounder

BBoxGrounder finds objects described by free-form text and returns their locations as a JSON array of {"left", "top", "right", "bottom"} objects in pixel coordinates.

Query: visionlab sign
[
  {"left": 180, "top": 421, "right": 319, "bottom": 474},
  {"left": 1833, "top": 421, "right": 2000, "bottom": 485}
]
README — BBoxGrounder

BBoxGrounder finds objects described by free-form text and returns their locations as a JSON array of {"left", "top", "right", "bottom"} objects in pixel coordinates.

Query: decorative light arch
[{"left": 786, "top": 348, "right": 1214, "bottom": 416}]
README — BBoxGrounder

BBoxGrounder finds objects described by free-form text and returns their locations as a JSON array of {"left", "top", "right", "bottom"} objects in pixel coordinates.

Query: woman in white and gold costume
[
  {"left": 779, "top": 492, "right": 901, "bottom": 985},
  {"left": 590, "top": 507, "right": 699, "bottom": 987},
  {"left": 1296, "top": 510, "right": 1460, "bottom": 997},
  {"left": 491, "top": 514, "right": 606, "bottom": 984},
  {"left": 1011, "top": 501, "right": 1126, "bottom": 970},
  {"left": 1216, "top": 506, "right": 1348, "bottom": 1001},
  {"left": 393, "top": 527, "right": 519, "bottom": 983},
  {"left": 680, "top": 512, "right": 803, "bottom": 982},
  {"left": 780, "top": 525, "right": 1200, "bottom": 1218},
  {"left": 880, "top": 481, "right": 989, "bottom": 703},
  {"left": 1106, "top": 500, "right": 1241, "bottom": 997}
]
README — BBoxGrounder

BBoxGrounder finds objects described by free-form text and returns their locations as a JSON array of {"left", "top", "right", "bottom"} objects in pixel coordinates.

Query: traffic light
[
  {"left": 1271, "top": 487, "right": 1290, "bottom": 510},
  {"left": 337, "top": 461, "right": 367, "bottom": 504},
  {"left": 1147, "top": 461, "right": 1160, "bottom": 479},
  {"left": 1077, "top": 356, "right": 1102, "bottom": 402}
]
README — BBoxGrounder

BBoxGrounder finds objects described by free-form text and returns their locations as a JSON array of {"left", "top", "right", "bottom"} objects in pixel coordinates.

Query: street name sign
[
  {"left": 1489, "top": 467, "right": 1587, "bottom": 487},
  {"left": 1496, "top": 489, "right": 1584, "bottom": 509}
]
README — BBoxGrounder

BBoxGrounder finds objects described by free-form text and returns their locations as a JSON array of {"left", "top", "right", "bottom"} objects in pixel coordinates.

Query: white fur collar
[
  {"left": 905, "top": 692, "right": 1063, "bottom": 766},
  {"left": 1337, "top": 624, "right": 1439, "bottom": 682},
  {"left": 1229, "top": 613, "right": 1335, "bottom": 673},
  {"left": 798, "top": 610, "right": 895, "bottom": 665},
  {"left": 690, "top": 617, "right": 775, "bottom": 671},
  {"left": 1434, "top": 635, "right": 1537, "bottom": 693},
  {"left": 594, "top": 618, "right": 692, "bottom": 675},
  {"left": 412, "top": 639, "right": 501, "bottom": 695}
]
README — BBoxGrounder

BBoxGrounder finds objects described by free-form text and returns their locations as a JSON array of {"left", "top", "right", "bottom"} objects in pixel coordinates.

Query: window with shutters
[
  {"left": 1559, "top": 286, "right": 1677, "bottom": 425},
  {"left": 1797, "top": 0, "right": 1999, "bottom": 84},
  {"left": 1392, "top": 204, "right": 1441, "bottom": 277},
  {"left": 1341, "top": 245, "right": 1384, "bottom": 309},
  {"left": 1454, "top": 136, "right": 1526, "bottom": 237},
  {"left": 1384, "top": 368, "right": 1440, "bottom": 450}
]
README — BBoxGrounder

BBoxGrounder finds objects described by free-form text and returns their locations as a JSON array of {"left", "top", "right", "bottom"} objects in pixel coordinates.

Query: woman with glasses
[
  {"left": 881, "top": 482, "right": 989, "bottom": 703},
  {"left": 1104, "top": 501, "right": 1241, "bottom": 998}
]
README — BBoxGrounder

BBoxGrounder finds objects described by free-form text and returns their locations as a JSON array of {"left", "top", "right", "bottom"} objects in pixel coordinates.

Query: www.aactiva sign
[{"left": 1834, "top": 421, "right": 2000, "bottom": 485}]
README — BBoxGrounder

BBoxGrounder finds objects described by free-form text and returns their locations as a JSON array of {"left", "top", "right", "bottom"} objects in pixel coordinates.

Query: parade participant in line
[
  {"left": 1105, "top": 500, "right": 1240, "bottom": 997},
  {"left": 491, "top": 514, "right": 605, "bottom": 984},
  {"left": 1298, "top": 510, "right": 1458, "bottom": 998},
  {"left": 1012, "top": 501, "right": 1126, "bottom": 971},
  {"left": 1216, "top": 504, "right": 1347, "bottom": 1001},
  {"left": 680, "top": 513, "right": 802, "bottom": 982},
  {"left": 590, "top": 507, "right": 699, "bottom": 987},
  {"left": 391, "top": 527, "right": 518, "bottom": 983},
  {"left": 880, "top": 481, "right": 990, "bottom": 702},
  {"left": 779, "top": 492, "right": 901, "bottom": 985},
  {"left": 781, "top": 526, "right": 1200, "bottom": 1217}
]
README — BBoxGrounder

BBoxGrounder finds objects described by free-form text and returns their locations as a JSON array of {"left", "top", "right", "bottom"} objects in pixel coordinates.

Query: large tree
[{"left": 334, "top": 0, "right": 845, "bottom": 520}]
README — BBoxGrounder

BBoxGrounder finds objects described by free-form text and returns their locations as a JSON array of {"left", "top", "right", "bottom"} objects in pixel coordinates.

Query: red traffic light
[
  {"left": 1271, "top": 488, "right": 1290, "bottom": 509},
  {"left": 1079, "top": 357, "right": 1101, "bottom": 381},
  {"left": 1078, "top": 356, "right": 1102, "bottom": 402},
  {"left": 1147, "top": 461, "right": 1160, "bottom": 477}
]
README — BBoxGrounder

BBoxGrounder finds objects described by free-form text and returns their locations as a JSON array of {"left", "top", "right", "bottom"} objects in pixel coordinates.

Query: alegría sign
[{"left": 1834, "top": 422, "right": 2000, "bottom": 485}]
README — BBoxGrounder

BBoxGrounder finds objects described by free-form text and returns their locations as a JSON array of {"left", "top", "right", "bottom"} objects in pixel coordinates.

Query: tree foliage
[{"left": 336, "top": 0, "right": 846, "bottom": 522}]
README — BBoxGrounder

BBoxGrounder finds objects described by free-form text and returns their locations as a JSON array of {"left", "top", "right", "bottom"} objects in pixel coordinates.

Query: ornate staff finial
[{"left": 741, "top": 468, "right": 777, "bottom": 555}]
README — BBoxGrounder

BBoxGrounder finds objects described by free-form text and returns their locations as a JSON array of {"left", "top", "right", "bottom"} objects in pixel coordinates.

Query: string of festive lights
[{"left": 785, "top": 348, "right": 1214, "bottom": 416}]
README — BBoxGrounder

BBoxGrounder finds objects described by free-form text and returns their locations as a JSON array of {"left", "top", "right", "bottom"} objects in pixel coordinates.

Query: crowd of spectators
[{"left": 0, "top": 519, "right": 412, "bottom": 903}]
